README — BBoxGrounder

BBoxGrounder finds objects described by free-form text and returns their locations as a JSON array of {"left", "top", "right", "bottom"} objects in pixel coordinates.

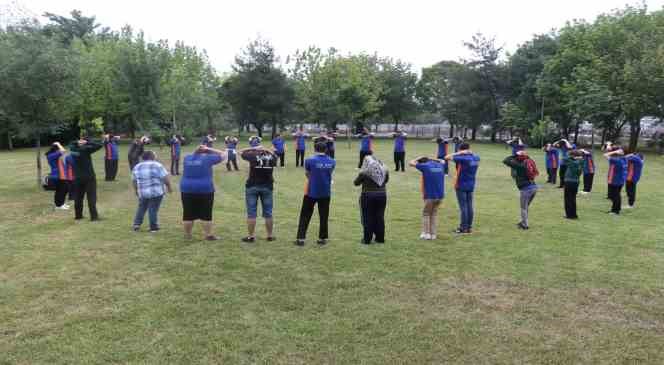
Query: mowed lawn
[{"left": 1, "top": 139, "right": 663, "bottom": 364}]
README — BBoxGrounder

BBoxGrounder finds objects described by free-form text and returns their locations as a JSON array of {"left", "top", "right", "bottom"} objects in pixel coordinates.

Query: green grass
[{"left": 1, "top": 140, "right": 663, "bottom": 364}]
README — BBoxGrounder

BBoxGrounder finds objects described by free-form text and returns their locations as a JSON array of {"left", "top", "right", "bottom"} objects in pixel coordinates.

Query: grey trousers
[{"left": 519, "top": 187, "right": 537, "bottom": 227}]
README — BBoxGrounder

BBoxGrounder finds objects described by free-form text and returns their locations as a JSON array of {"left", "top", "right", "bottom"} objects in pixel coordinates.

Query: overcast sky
[{"left": 14, "top": 0, "right": 664, "bottom": 73}]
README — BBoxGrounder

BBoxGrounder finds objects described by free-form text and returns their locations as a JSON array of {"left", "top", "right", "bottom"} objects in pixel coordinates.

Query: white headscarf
[{"left": 361, "top": 155, "right": 387, "bottom": 186}]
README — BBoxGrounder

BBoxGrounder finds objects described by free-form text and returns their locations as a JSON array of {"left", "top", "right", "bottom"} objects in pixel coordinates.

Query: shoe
[
  {"left": 361, "top": 240, "right": 371, "bottom": 245},
  {"left": 54, "top": 205, "right": 69, "bottom": 210},
  {"left": 453, "top": 228, "right": 466, "bottom": 234},
  {"left": 149, "top": 228, "right": 160, "bottom": 233},
  {"left": 62, "top": 204, "right": 71, "bottom": 209},
  {"left": 624, "top": 205, "right": 634, "bottom": 209},
  {"left": 133, "top": 226, "right": 140, "bottom": 232},
  {"left": 608, "top": 212, "right": 619, "bottom": 215},
  {"left": 419, "top": 233, "right": 428, "bottom": 240},
  {"left": 205, "top": 235, "right": 220, "bottom": 241},
  {"left": 579, "top": 191, "right": 589, "bottom": 195},
  {"left": 429, "top": 235, "right": 437, "bottom": 240},
  {"left": 517, "top": 223, "right": 529, "bottom": 230},
  {"left": 316, "top": 239, "right": 328, "bottom": 246},
  {"left": 266, "top": 236, "right": 276, "bottom": 242},
  {"left": 294, "top": 239, "right": 305, "bottom": 246},
  {"left": 241, "top": 236, "right": 256, "bottom": 243}
]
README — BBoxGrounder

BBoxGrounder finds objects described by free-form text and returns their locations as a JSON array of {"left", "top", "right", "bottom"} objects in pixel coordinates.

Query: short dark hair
[
  {"left": 142, "top": 151, "right": 156, "bottom": 161},
  {"left": 417, "top": 157, "right": 429, "bottom": 163},
  {"left": 458, "top": 143, "right": 470, "bottom": 151},
  {"left": 314, "top": 142, "right": 327, "bottom": 153}
]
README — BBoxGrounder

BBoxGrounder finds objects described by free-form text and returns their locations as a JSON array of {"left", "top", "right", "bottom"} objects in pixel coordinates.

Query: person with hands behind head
[
  {"left": 69, "top": 137, "right": 104, "bottom": 221},
  {"left": 46, "top": 141, "right": 69, "bottom": 210},
  {"left": 553, "top": 139, "right": 574, "bottom": 188},
  {"left": 103, "top": 133, "right": 120, "bottom": 181},
  {"left": 625, "top": 151, "right": 644, "bottom": 209},
  {"left": 128, "top": 136, "right": 150, "bottom": 171},
  {"left": 562, "top": 150, "right": 585, "bottom": 219},
  {"left": 392, "top": 130, "right": 408, "bottom": 172},
  {"left": 445, "top": 143, "right": 480, "bottom": 234},
  {"left": 503, "top": 150, "right": 539, "bottom": 230},
  {"left": 131, "top": 151, "right": 172, "bottom": 232},
  {"left": 354, "top": 153, "right": 389, "bottom": 245},
  {"left": 410, "top": 155, "right": 446, "bottom": 240},
  {"left": 579, "top": 148, "right": 595, "bottom": 194},
  {"left": 542, "top": 143, "right": 559, "bottom": 184},
  {"left": 603, "top": 144, "right": 627, "bottom": 215},
  {"left": 356, "top": 128, "right": 375, "bottom": 169},
  {"left": 224, "top": 136, "right": 239, "bottom": 171}
]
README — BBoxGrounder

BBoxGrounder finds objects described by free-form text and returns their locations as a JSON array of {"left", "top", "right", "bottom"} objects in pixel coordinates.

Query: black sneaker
[
  {"left": 317, "top": 239, "right": 328, "bottom": 246},
  {"left": 453, "top": 228, "right": 464, "bottom": 234},
  {"left": 241, "top": 236, "right": 256, "bottom": 243},
  {"left": 517, "top": 222, "right": 529, "bottom": 230},
  {"left": 266, "top": 236, "right": 276, "bottom": 242},
  {"left": 149, "top": 227, "right": 160, "bottom": 233},
  {"left": 133, "top": 226, "right": 140, "bottom": 232},
  {"left": 294, "top": 239, "right": 305, "bottom": 246}
]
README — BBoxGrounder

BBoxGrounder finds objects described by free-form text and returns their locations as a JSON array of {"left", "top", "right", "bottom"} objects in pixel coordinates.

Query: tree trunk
[
  {"left": 35, "top": 135, "right": 42, "bottom": 188},
  {"left": 471, "top": 128, "right": 477, "bottom": 141},
  {"left": 271, "top": 120, "right": 277, "bottom": 139},
  {"left": 573, "top": 121, "right": 580, "bottom": 145},
  {"left": 601, "top": 129, "right": 607, "bottom": 146},
  {"left": 591, "top": 127, "right": 595, "bottom": 149},
  {"left": 490, "top": 130, "right": 497, "bottom": 142},
  {"left": 448, "top": 123, "right": 454, "bottom": 138},
  {"left": 629, "top": 121, "right": 640, "bottom": 152},
  {"left": 7, "top": 131, "right": 13, "bottom": 150},
  {"left": 394, "top": 120, "right": 399, "bottom": 131}
]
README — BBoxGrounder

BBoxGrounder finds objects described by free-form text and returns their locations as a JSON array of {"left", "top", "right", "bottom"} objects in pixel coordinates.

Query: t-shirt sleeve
[
  {"left": 305, "top": 159, "right": 311, "bottom": 172},
  {"left": 240, "top": 150, "right": 252, "bottom": 161},
  {"left": 209, "top": 154, "right": 223, "bottom": 165},
  {"left": 415, "top": 163, "right": 425, "bottom": 172}
]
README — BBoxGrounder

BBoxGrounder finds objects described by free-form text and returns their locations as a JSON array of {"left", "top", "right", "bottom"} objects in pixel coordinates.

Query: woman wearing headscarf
[{"left": 353, "top": 153, "right": 389, "bottom": 244}]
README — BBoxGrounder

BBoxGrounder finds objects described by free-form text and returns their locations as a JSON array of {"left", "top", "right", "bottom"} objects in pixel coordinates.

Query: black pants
[
  {"left": 327, "top": 150, "right": 335, "bottom": 159},
  {"left": 583, "top": 173, "right": 594, "bottom": 193},
  {"left": 394, "top": 152, "right": 405, "bottom": 172},
  {"left": 296, "top": 150, "right": 305, "bottom": 167},
  {"left": 104, "top": 159, "right": 118, "bottom": 181},
  {"left": 276, "top": 152, "right": 285, "bottom": 167},
  {"left": 358, "top": 151, "right": 371, "bottom": 168},
  {"left": 608, "top": 184, "right": 623, "bottom": 214},
  {"left": 74, "top": 177, "right": 99, "bottom": 220},
  {"left": 171, "top": 155, "right": 180, "bottom": 175},
  {"left": 626, "top": 181, "right": 637, "bottom": 206},
  {"left": 558, "top": 165, "right": 567, "bottom": 187},
  {"left": 360, "top": 193, "right": 386, "bottom": 243},
  {"left": 67, "top": 181, "right": 76, "bottom": 201},
  {"left": 226, "top": 156, "right": 238, "bottom": 171},
  {"left": 564, "top": 182, "right": 579, "bottom": 218},
  {"left": 296, "top": 196, "right": 330, "bottom": 239},
  {"left": 54, "top": 180, "right": 69, "bottom": 207},
  {"left": 438, "top": 157, "right": 449, "bottom": 175},
  {"left": 547, "top": 168, "right": 557, "bottom": 184},
  {"left": 129, "top": 159, "right": 139, "bottom": 172}
]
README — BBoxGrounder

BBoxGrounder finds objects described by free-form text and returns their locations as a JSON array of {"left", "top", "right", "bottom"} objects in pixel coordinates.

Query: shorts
[
  {"left": 181, "top": 192, "right": 214, "bottom": 221},
  {"left": 245, "top": 185, "right": 273, "bottom": 218}
]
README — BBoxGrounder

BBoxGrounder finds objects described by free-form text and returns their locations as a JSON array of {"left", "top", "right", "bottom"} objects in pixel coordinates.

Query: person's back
[
  {"left": 564, "top": 157, "right": 583, "bottom": 183},
  {"left": 503, "top": 156, "right": 533, "bottom": 190},
  {"left": 416, "top": 160, "right": 445, "bottom": 199},
  {"left": 305, "top": 154, "right": 336, "bottom": 198},
  {"left": 272, "top": 137, "right": 285, "bottom": 153},
  {"left": 608, "top": 156, "right": 627, "bottom": 186},
  {"left": 354, "top": 170, "right": 389, "bottom": 193},
  {"left": 453, "top": 154, "right": 480, "bottom": 191},
  {"left": 626, "top": 155, "right": 644, "bottom": 183},
  {"left": 180, "top": 153, "right": 222, "bottom": 193},
  {"left": 133, "top": 160, "right": 168, "bottom": 198},
  {"left": 70, "top": 140, "right": 103, "bottom": 179},
  {"left": 241, "top": 149, "right": 276, "bottom": 187}
]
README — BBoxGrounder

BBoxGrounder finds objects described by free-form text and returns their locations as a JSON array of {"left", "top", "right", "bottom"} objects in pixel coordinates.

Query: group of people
[{"left": 44, "top": 129, "right": 646, "bottom": 246}]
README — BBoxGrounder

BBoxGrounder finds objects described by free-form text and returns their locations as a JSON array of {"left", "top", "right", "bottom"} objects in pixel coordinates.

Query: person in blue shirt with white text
[
  {"left": 445, "top": 143, "right": 480, "bottom": 234},
  {"left": 410, "top": 155, "right": 446, "bottom": 240},
  {"left": 295, "top": 142, "right": 336, "bottom": 246}
]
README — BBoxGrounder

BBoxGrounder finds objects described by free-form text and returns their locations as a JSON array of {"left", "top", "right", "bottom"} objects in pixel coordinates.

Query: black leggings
[
  {"left": 626, "top": 181, "right": 637, "bottom": 206},
  {"left": 608, "top": 184, "right": 623, "bottom": 214},
  {"left": 358, "top": 151, "right": 371, "bottom": 168},
  {"left": 394, "top": 152, "right": 405, "bottom": 171},
  {"left": 296, "top": 150, "right": 305, "bottom": 167},
  {"left": 54, "top": 180, "right": 69, "bottom": 207},
  {"left": 296, "top": 196, "right": 330, "bottom": 239},
  {"left": 360, "top": 193, "right": 387, "bottom": 243},
  {"left": 547, "top": 168, "right": 557, "bottom": 184},
  {"left": 276, "top": 152, "right": 285, "bottom": 167},
  {"left": 558, "top": 165, "right": 567, "bottom": 187},
  {"left": 564, "top": 182, "right": 579, "bottom": 218},
  {"left": 74, "top": 177, "right": 98, "bottom": 220},
  {"left": 104, "top": 159, "right": 118, "bottom": 181},
  {"left": 583, "top": 173, "right": 594, "bottom": 193},
  {"left": 171, "top": 155, "right": 180, "bottom": 175}
]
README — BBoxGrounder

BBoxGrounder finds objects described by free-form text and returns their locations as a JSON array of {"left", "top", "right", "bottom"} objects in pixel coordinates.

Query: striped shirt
[{"left": 132, "top": 161, "right": 169, "bottom": 198}]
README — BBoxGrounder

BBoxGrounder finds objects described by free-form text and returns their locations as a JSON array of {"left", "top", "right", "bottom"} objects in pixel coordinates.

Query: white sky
[{"left": 15, "top": 0, "right": 664, "bottom": 73}]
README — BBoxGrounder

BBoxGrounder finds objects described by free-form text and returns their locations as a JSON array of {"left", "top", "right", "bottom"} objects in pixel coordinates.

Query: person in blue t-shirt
[
  {"left": 410, "top": 156, "right": 446, "bottom": 240},
  {"left": 46, "top": 142, "right": 70, "bottom": 210},
  {"left": 542, "top": 143, "right": 560, "bottom": 184},
  {"left": 507, "top": 137, "right": 526, "bottom": 156},
  {"left": 103, "top": 134, "right": 120, "bottom": 181},
  {"left": 580, "top": 148, "right": 596, "bottom": 194},
  {"left": 180, "top": 145, "right": 226, "bottom": 240},
  {"left": 452, "top": 137, "right": 463, "bottom": 153},
  {"left": 603, "top": 144, "right": 627, "bottom": 215},
  {"left": 434, "top": 137, "right": 450, "bottom": 175},
  {"left": 166, "top": 135, "right": 184, "bottom": 175},
  {"left": 323, "top": 130, "right": 337, "bottom": 159},
  {"left": 224, "top": 136, "right": 239, "bottom": 171},
  {"left": 356, "top": 128, "right": 375, "bottom": 168},
  {"left": 445, "top": 143, "right": 480, "bottom": 234},
  {"left": 392, "top": 130, "right": 408, "bottom": 172},
  {"left": 295, "top": 142, "right": 336, "bottom": 246},
  {"left": 271, "top": 133, "right": 286, "bottom": 167},
  {"left": 555, "top": 139, "right": 574, "bottom": 188},
  {"left": 201, "top": 134, "right": 216, "bottom": 148},
  {"left": 625, "top": 152, "right": 644, "bottom": 209},
  {"left": 292, "top": 127, "right": 309, "bottom": 167}
]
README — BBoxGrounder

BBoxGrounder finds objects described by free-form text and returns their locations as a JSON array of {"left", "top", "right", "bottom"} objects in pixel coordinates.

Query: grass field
[{"left": 1, "top": 139, "right": 664, "bottom": 364}]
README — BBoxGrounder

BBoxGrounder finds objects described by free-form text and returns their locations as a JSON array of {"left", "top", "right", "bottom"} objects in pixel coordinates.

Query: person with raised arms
[
  {"left": 580, "top": 148, "right": 596, "bottom": 194},
  {"left": 271, "top": 133, "right": 286, "bottom": 167},
  {"left": 542, "top": 143, "right": 559, "bottom": 185},
  {"left": 445, "top": 143, "right": 480, "bottom": 234},
  {"left": 292, "top": 127, "right": 309, "bottom": 168},
  {"left": 434, "top": 137, "right": 450, "bottom": 175},
  {"left": 224, "top": 136, "right": 239, "bottom": 171},
  {"left": 603, "top": 144, "right": 627, "bottom": 215},
  {"left": 507, "top": 137, "right": 527, "bottom": 156},
  {"left": 46, "top": 142, "right": 69, "bottom": 210},
  {"left": 69, "top": 137, "right": 104, "bottom": 221},
  {"left": 356, "top": 128, "right": 375, "bottom": 169},
  {"left": 240, "top": 136, "right": 278, "bottom": 242},
  {"left": 354, "top": 153, "right": 389, "bottom": 244},
  {"left": 554, "top": 139, "right": 575, "bottom": 189},
  {"left": 103, "top": 134, "right": 120, "bottom": 181},
  {"left": 409, "top": 155, "right": 446, "bottom": 240},
  {"left": 625, "top": 152, "right": 644, "bottom": 209},
  {"left": 201, "top": 134, "right": 217, "bottom": 148},
  {"left": 503, "top": 150, "right": 539, "bottom": 230},
  {"left": 325, "top": 130, "right": 337, "bottom": 159},
  {"left": 64, "top": 152, "right": 76, "bottom": 202},
  {"left": 562, "top": 150, "right": 585, "bottom": 219},
  {"left": 128, "top": 136, "right": 150, "bottom": 171},
  {"left": 180, "top": 145, "right": 226, "bottom": 240},
  {"left": 294, "top": 141, "right": 336, "bottom": 246},
  {"left": 392, "top": 130, "right": 407, "bottom": 172},
  {"left": 166, "top": 134, "right": 184, "bottom": 175},
  {"left": 131, "top": 151, "right": 173, "bottom": 232}
]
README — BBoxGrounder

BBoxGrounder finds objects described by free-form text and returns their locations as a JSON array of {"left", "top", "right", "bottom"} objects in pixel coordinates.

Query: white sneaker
[
  {"left": 429, "top": 235, "right": 437, "bottom": 240},
  {"left": 624, "top": 205, "right": 634, "bottom": 209},
  {"left": 55, "top": 205, "right": 69, "bottom": 210},
  {"left": 579, "top": 191, "right": 588, "bottom": 195},
  {"left": 63, "top": 204, "right": 71, "bottom": 209},
  {"left": 420, "top": 233, "right": 430, "bottom": 240}
]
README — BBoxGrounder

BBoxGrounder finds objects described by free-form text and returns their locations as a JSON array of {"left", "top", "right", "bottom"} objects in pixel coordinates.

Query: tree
[
  {"left": 376, "top": 58, "right": 418, "bottom": 129},
  {"left": 42, "top": 10, "right": 100, "bottom": 46}
]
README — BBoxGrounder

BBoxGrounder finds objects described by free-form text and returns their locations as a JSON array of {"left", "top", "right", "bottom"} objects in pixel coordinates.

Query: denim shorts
[{"left": 245, "top": 185, "right": 273, "bottom": 218}]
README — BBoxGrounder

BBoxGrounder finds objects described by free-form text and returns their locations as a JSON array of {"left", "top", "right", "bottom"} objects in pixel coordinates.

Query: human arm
[
  {"left": 502, "top": 155, "right": 519, "bottom": 168},
  {"left": 163, "top": 175, "right": 173, "bottom": 194},
  {"left": 353, "top": 173, "right": 365, "bottom": 186},
  {"left": 444, "top": 149, "right": 472, "bottom": 160}
]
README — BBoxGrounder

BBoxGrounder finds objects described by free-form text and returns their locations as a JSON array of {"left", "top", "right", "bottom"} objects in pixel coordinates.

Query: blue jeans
[
  {"left": 245, "top": 185, "right": 273, "bottom": 218},
  {"left": 133, "top": 195, "right": 164, "bottom": 230},
  {"left": 455, "top": 190, "right": 474, "bottom": 230}
]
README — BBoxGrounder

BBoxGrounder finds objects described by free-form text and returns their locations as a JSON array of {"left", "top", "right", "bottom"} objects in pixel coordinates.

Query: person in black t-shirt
[{"left": 240, "top": 136, "right": 277, "bottom": 242}]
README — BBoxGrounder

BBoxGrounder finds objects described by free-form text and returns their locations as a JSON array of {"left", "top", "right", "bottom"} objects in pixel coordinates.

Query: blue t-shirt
[
  {"left": 453, "top": 154, "right": 480, "bottom": 192},
  {"left": 558, "top": 144, "right": 576, "bottom": 165},
  {"left": 394, "top": 135, "right": 406, "bottom": 153},
  {"left": 201, "top": 136, "right": 214, "bottom": 147},
  {"left": 304, "top": 154, "right": 336, "bottom": 198},
  {"left": 583, "top": 153, "right": 595, "bottom": 174},
  {"left": 360, "top": 135, "right": 373, "bottom": 152},
  {"left": 545, "top": 149, "right": 559, "bottom": 169},
  {"left": 416, "top": 160, "right": 445, "bottom": 199},
  {"left": 511, "top": 144, "right": 526, "bottom": 156},
  {"left": 272, "top": 137, "right": 285, "bottom": 153},
  {"left": 437, "top": 141, "right": 449, "bottom": 159},
  {"left": 180, "top": 153, "right": 224, "bottom": 193},
  {"left": 168, "top": 138, "right": 181, "bottom": 157},
  {"left": 626, "top": 155, "right": 644, "bottom": 183},
  {"left": 295, "top": 135, "right": 307, "bottom": 150},
  {"left": 104, "top": 140, "right": 119, "bottom": 160},
  {"left": 607, "top": 157, "right": 627, "bottom": 186},
  {"left": 47, "top": 151, "right": 64, "bottom": 179}
]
